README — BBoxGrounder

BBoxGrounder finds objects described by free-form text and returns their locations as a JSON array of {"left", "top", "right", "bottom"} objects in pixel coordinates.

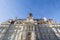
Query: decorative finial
[
  {"left": 14, "top": 16, "right": 17, "bottom": 20},
  {"left": 44, "top": 17, "right": 47, "bottom": 21}
]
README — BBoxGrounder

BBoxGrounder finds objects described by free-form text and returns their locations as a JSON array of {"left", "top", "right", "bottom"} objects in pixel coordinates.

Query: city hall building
[{"left": 0, "top": 13, "right": 60, "bottom": 40}]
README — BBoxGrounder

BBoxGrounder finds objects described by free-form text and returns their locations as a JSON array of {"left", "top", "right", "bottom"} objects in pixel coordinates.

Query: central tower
[{"left": 27, "top": 13, "right": 34, "bottom": 23}]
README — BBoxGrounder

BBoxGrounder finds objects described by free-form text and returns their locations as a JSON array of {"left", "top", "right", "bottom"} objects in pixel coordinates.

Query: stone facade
[{"left": 0, "top": 13, "right": 60, "bottom": 40}]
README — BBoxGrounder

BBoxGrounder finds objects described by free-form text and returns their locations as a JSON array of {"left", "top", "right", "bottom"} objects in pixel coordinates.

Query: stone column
[
  {"left": 22, "top": 31, "right": 27, "bottom": 40},
  {"left": 19, "top": 32, "right": 22, "bottom": 40},
  {"left": 31, "top": 32, "right": 36, "bottom": 40},
  {"left": 33, "top": 26, "right": 35, "bottom": 31},
  {"left": 25, "top": 26, "right": 27, "bottom": 31}
]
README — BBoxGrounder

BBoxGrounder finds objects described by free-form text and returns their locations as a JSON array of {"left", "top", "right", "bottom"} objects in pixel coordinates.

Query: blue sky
[{"left": 0, "top": 0, "right": 60, "bottom": 23}]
